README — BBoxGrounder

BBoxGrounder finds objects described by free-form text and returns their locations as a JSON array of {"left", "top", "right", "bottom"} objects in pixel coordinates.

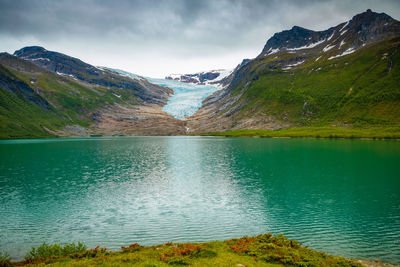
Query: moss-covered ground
[{"left": 6, "top": 234, "right": 365, "bottom": 267}]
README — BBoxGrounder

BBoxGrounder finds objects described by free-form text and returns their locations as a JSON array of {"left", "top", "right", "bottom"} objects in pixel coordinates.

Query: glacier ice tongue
[{"left": 147, "top": 77, "right": 220, "bottom": 120}]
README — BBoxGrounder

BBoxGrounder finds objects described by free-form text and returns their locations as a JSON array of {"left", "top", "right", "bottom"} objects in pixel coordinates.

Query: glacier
[
  {"left": 147, "top": 77, "right": 220, "bottom": 120},
  {"left": 104, "top": 67, "right": 221, "bottom": 120}
]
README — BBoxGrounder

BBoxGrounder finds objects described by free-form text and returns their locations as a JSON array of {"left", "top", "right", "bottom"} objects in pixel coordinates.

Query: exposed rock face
[
  {"left": 14, "top": 46, "right": 101, "bottom": 78},
  {"left": 261, "top": 9, "right": 400, "bottom": 56},
  {"left": 262, "top": 25, "right": 334, "bottom": 54},
  {"left": 186, "top": 86, "right": 287, "bottom": 134},
  {"left": 165, "top": 69, "right": 233, "bottom": 86},
  {"left": 0, "top": 68, "right": 50, "bottom": 110},
  {"left": 347, "top": 9, "right": 400, "bottom": 48},
  {"left": 199, "top": 72, "right": 220, "bottom": 81},
  {"left": 0, "top": 54, "right": 51, "bottom": 110}
]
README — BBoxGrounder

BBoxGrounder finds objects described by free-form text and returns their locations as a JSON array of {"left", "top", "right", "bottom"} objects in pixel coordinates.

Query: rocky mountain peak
[
  {"left": 262, "top": 25, "right": 320, "bottom": 53},
  {"left": 13, "top": 46, "right": 102, "bottom": 79},
  {"left": 349, "top": 9, "right": 395, "bottom": 29},
  {"left": 13, "top": 46, "right": 47, "bottom": 58},
  {"left": 261, "top": 9, "right": 399, "bottom": 56}
]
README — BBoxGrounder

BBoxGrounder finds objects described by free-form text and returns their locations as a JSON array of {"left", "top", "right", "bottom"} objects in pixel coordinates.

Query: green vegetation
[
  {"left": 0, "top": 85, "right": 58, "bottom": 139},
  {"left": 0, "top": 252, "right": 12, "bottom": 267},
  {"left": 1, "top": 37, "right": 400, "bottom": 139},
  {"left": 0, "top": 61, "right": 133, "bottom": 139},
  {"left": 224, "top": 37, "right": 400, "bottom": 129},
  {"left": 9, "top": 234, "right": 362, "bottom": 266},
  {"left": 24, "top": 242, "right": 87, "bottom": 260},
  {"left": 203, "top": 126, "right": 400, "bottom": 139}
]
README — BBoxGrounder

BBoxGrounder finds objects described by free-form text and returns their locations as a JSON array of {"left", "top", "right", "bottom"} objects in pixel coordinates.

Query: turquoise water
[{"left": 0, "top": 137, "right": 399, "bottom": 262}]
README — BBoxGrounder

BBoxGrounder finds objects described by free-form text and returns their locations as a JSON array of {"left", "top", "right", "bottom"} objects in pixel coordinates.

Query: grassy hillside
[
  {"left": 0, "top": 68, "right": 123, "bottom": 139},
  {"left": 0, "top": 56, "right": 142, "bottom": 139},
  {"left": 224, "top": 37, "right": 400, "bottom": 129},
  {"left": 0, "top": 47, "right": 176, "bottom": 139},
  {"left": 6, "top": 234, "right": 363, "bottom": 267}
]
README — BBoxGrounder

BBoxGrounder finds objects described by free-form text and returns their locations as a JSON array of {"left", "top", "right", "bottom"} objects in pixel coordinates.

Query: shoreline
[
  {"left": 4, "top": 234, "right": 399, "bottom": 267},
  {"left": 2, "top": 126, "right": 400, "bottom": 141},
  {"left": 200, "top": 126, "right": 400, "bottom": 140}
]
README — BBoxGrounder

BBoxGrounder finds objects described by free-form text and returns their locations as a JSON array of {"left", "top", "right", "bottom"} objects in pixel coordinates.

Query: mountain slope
[
  {"left": 187, "top": 9, "right": 400, "bottom": 133},
  {"left": 0, "top": 48, "right": 185, "bottom": 139},
  {"left": 13, "top": 46, "right": 171, "bottom": 105}
]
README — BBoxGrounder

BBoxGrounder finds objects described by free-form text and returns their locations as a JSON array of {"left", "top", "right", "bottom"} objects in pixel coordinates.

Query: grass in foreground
[
  {"left": 8, "top": 234, "right": 363, "bottom": 266},
  {"left": 202, "top": 127, "right": 400, "bottom": 139}
]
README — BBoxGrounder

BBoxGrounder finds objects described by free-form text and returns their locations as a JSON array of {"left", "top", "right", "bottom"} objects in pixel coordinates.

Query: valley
[{"left": 1, "top": 9, "right": 400, "bottom": 139}]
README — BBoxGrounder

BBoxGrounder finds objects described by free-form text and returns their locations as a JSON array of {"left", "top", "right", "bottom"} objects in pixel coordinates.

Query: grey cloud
[
  {"left": 0, "top": 0, "right": 399, "bottom": 77},
  {"left": 2, "top": 0, "right": 397, "bottom": 42}
]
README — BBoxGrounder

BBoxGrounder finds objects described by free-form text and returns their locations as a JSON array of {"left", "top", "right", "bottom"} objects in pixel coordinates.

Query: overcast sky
[{"left": 0, "top": 0, "right": 399, "bottom": 77}]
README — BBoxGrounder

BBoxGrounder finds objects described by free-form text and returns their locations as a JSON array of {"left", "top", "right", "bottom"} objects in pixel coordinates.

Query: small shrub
[
  {"left": 226, "top": 234, "right": 361, "bottom": 267},
  {"left": 227, "top": 236, "right": 256, "bottom": 253},
  {"left": 0, "top": 252, "right": 12, "bottom": 267},
  {"left": 76, "top": 245, "right": 107, "bottom": 259},
  {"left": 24, "top": 242, "right": 87, "bottom": 260},
  {"left": 159, "top": 243, "right": 216, "bottom": 264},
  {"left": 121, "top": 243, "right": 142, "bottom": 252}
]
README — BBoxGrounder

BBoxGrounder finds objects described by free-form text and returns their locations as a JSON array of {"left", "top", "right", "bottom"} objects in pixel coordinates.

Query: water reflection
[{"left": 162, "top": 137, "right": 270, "bottom": 241}]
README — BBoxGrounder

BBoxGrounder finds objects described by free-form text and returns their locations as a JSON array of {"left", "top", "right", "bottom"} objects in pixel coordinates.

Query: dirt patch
[
  {"left": 92, "top": 103, "right": 186, "bottom": 136},
  {"left": 186, "top": 88, "right": 287, "bottom": 134}
]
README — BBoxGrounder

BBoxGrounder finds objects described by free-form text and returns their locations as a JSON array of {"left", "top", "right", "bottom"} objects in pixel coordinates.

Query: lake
[{"left": 0, "top": 137, "right": 399, "bottom": 263}]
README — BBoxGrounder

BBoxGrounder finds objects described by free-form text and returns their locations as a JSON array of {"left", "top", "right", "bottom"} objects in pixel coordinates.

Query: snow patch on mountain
[
  {"left": 104, "top": 67, "right": 144, "bottom": 80},
  {"left": 340, "top": 21, "right": 349, "bottom": 32},
  {"left": 165, "top": 69, "right": 233, "bottom": 86},
  {"left": 328, "top": 47, "right": 356, "bottom": 60},
  {"left": 211, "top": 69, "right": 233, "bottom": 83},
  {"left": 56, "top": 72, "right": 76, "bottom": 79},
  {"left": 282, "top": 60, "right": 305, "bottom": 70},
  {"left": 265, "top": 47, "right": 280, "bottom": 55},
  {"left": 28, "top": 57, "right": 50, "bottom": 62},
  {"left": 323, "top": 44, "right": 336, "bottom": 52},
  {"left": 286, "top": 39, "right": 326, "bottom": 51}
]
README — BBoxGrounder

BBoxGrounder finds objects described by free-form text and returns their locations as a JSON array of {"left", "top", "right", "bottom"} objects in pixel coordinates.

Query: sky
[{"left": 0, "top": 0, "right": 400, "bottom": 78}]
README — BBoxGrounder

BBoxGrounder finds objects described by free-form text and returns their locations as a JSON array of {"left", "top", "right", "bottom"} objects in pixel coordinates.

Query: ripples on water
[{"left": 0, "top": 137, "right": 399, "bottom": 263}]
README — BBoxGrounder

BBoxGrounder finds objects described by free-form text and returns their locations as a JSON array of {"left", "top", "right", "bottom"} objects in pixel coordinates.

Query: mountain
[
  {"left": 261, "top": 9, "right": 397, "bottom": 56},
  {"left": 2, "top": 9, "right": 400, "bottom": 139},
  {"left": 12, "top": 46, "right": 171, "bottom": 105},
  {"left": 187, "top": 9, "right": 400, "bottom": 133},
  {"left": 165, "top": 69, "right": 233, "bottom": 87},
  {"left": 0, "top": 47, "right": 185, "bottom": 139}
]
